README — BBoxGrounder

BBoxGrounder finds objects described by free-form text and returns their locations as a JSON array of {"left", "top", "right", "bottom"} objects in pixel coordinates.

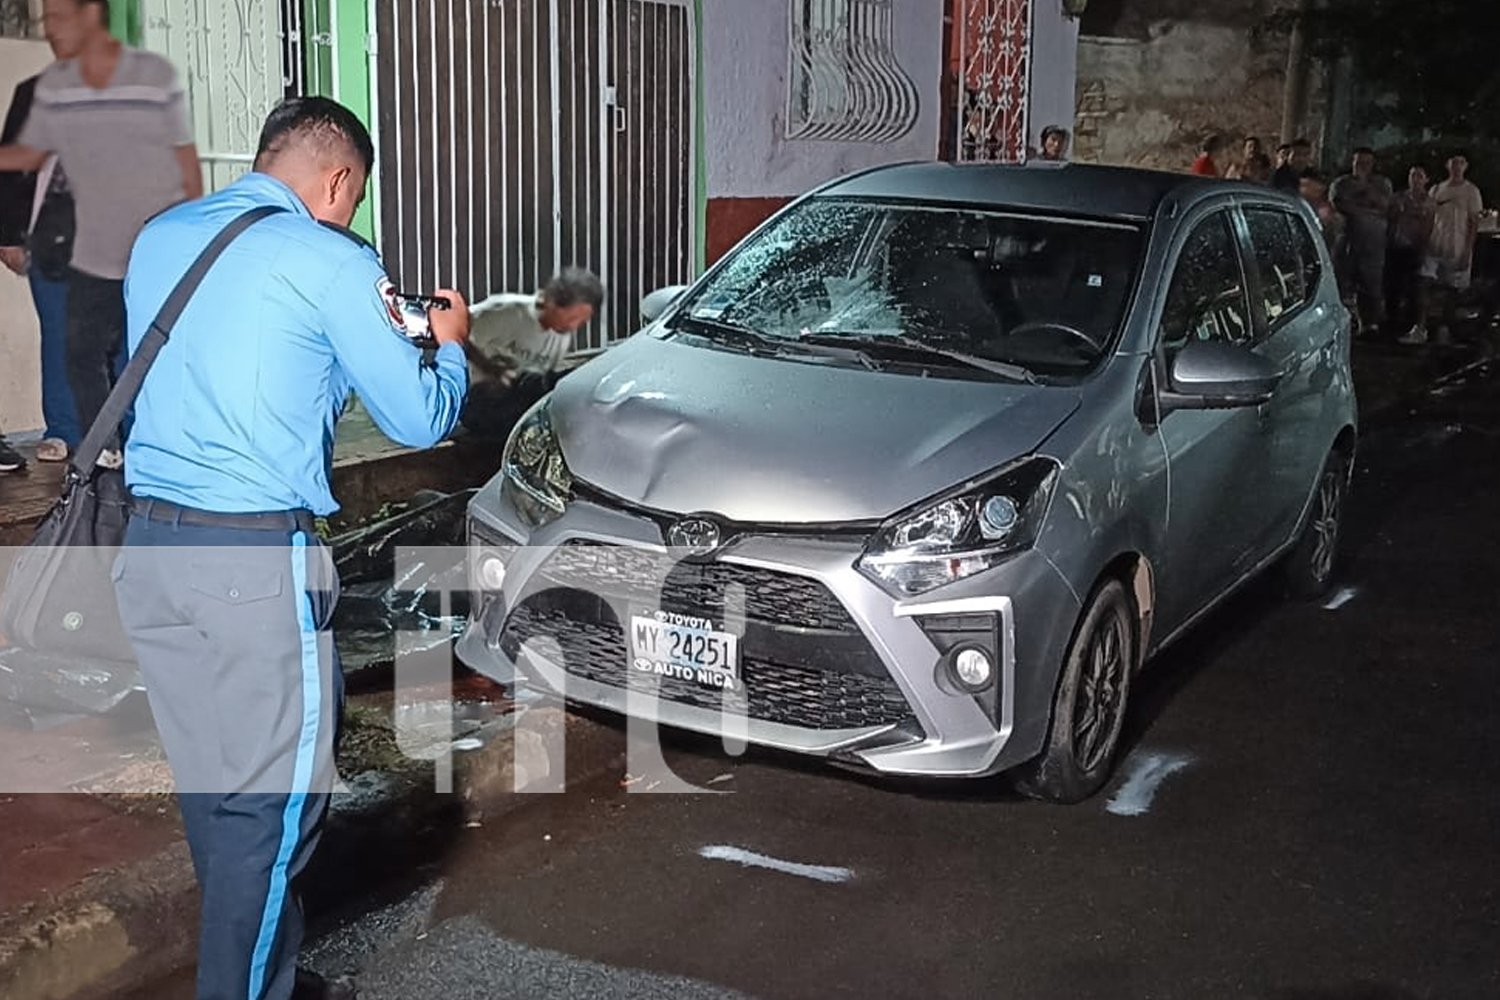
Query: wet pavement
[{"left": 120, "top": 359, "right": 1500, "bottom": 1000}]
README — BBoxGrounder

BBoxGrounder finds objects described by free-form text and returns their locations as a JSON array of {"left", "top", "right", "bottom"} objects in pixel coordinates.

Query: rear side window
[
  {"left": 1160, "top": 211, "right": 1252, "bottom": 351},
  {"left": 1244, "top": 209, "right": 1309, "bottom": 328},
  {"left": 1292, "top": 213, "right": 1325, "bottom": 297}
]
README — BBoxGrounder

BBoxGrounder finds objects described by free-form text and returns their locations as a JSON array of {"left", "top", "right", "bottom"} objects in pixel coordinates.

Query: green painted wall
[
  {"left": 110, "top": 0, "right": 142, "bottom": 45},
  {"left": 302, "top": 0, "right": 374, "bottom": 240}
]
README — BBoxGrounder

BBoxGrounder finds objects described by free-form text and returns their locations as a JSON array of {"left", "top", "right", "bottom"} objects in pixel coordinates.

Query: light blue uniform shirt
[{"left": 122, "top": 172, "right": 468, "bottom": 516}]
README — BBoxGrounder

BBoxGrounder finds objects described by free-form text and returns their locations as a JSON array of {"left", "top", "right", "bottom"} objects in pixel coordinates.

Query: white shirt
[{"left": 468, "top": 292, "right": 573, "bottom": 376}]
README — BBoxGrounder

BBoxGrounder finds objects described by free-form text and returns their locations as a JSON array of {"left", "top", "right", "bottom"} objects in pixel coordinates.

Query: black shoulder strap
[
  {"left": 71, "top": 204, "right": 287, "bottom": 478},
  {"left": 318, "top": 219, "right": 377, "bottom": 253}
]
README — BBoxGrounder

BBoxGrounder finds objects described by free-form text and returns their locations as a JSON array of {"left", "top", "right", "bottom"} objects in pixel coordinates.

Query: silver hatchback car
[{"left": 457, "top": 162, "right": 1356, "bottom": 802}]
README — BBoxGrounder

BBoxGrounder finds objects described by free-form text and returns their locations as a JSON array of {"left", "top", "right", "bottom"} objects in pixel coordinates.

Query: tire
[
  {"left": 1281, "top": 449, "right": 1351, "bottom": 602},
  {"left": 1013, "top": 579, "right": 1137, "bottom": 804}
]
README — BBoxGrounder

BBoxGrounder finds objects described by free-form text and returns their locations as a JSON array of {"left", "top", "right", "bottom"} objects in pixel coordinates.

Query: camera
[{"left": 391, "top": 292, "right": 451, "bottom": 349}]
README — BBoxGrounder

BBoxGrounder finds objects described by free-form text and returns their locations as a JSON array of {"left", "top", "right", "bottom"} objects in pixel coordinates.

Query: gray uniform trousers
[{"left": 113, "top": 501, "right": 342, "bottom": 1000}]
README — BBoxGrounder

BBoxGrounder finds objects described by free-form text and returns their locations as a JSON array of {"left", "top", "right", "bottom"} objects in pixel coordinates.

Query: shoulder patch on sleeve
[{"left": 376, "top": 276, "right": 410, "bottom": 334}]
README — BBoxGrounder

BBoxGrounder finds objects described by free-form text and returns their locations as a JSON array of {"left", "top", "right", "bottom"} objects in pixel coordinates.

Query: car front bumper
[{"left": 455, "top": 480, "right": 1081, "bottom": 779}]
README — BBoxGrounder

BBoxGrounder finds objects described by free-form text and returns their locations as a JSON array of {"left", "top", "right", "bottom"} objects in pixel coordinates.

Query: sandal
[{"left": 35, "top": 438, "right": 70, "bottom": 462}]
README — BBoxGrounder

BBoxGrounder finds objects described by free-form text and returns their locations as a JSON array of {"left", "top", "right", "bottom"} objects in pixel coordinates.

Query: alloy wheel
[
  {"left": 1071, "top": 610, "right": 1129, "bottom": 773},
  {"left": 1310, "top": 467, "right": 1345, "bottom": 586}
]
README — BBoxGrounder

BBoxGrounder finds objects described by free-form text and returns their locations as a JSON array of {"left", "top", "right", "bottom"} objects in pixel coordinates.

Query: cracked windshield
[{"left": 675, "top": 200, "right": 1143, "bottom": 379}]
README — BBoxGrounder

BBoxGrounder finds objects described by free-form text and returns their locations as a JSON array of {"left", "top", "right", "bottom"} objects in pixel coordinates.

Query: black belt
[{"left": 131, "top": 496, "right": 318, "bottom": 535}]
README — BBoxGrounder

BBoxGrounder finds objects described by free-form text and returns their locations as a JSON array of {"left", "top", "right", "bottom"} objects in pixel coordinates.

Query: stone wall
[{"left": 1073, "top": 22, "right": 1302, "bottom": 172}]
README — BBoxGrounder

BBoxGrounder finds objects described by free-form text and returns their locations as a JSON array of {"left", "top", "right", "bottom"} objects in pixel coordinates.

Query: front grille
[
  {"left": 531, "top": 541, "right": 857, "bottom": 633},
  {"left": 502, "top": 606, "right": 915, "bottom": 731}
]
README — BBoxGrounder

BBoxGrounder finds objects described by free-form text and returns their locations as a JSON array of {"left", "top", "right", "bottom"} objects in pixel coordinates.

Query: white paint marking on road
[
  {"left": 1105, "top": 751, "right": 1195, "bottom": 817},
  {"left": 1322, "top": 586, "right": 1360, "bottom": 611},
  {"left": 698, "top": 845, "right": 853, "bottom": 884}
]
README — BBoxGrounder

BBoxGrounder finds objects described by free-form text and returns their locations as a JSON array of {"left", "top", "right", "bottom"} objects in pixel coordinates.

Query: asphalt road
[{"left": 126, "top": 359, "right": 1500, "bottom": 1000}]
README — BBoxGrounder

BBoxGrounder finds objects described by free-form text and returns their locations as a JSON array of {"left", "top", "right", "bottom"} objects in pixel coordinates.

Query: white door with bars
[{"left": 141, "top": 0, "right": 306, "bottom": 192}]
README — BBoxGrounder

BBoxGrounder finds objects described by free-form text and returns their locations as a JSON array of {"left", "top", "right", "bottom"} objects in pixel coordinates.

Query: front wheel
[
  {"left": 1013, "top": 579, "right": 1137, "bottom": 804},
  {"left": 1281, "top": 449, "right": 1351, "bottom": 601}
]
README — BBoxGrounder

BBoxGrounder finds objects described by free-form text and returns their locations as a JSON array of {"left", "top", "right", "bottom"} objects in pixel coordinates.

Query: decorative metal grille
[
  {"left": 954, "top": 0, "right": 1033, "bottom": 162},
  {"left": 786, "top": 0, "right": 919, "bottom": 143},
  {"left": 142, "top": 0, "right": 304, "bottom": 193},
  {"left": 0, "top": 0, "right": 37, "bottom": 39}
]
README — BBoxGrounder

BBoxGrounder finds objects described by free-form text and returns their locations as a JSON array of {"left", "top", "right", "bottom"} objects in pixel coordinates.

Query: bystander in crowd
[
  {"left": 1387, "top": 165, "right": 1436, "bottom": 342},
  {"left": 1037, "top": 125, "right": 1070, "bottom": 162},
  {"left": 1273, "top": 139, "right": 1313, "bottom": 191},
  {"left": 1192, "top": 134, "right": 1232, "bottom": 177},
  {"left": 1332, "top": 148, "right": 1396, "bottom": 336},
  {"left": 0, "top": 0, "right": 202, "bottom": 469},
  {"left": 1, "top": 28, "right": 82, "bottom": 466},
  {"left": 1402, "top": 154, "right": 1485, "bottom": 345}
]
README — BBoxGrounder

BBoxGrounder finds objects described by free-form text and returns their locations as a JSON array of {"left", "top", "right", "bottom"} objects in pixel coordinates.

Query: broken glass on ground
[{"left": 0, "top": 489, "right": 479, "bottom": 719}]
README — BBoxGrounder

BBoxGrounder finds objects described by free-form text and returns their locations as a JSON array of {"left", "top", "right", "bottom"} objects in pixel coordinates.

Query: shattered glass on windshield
[{"left": 677, "top": 199, "right": 1145, "bottom": 378}]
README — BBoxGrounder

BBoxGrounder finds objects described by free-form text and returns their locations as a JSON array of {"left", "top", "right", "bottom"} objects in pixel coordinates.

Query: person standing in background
[
  {"left": 1388, "top": 165, "right": 1436, "bottom": 344},
  {"left": 1037, "top": 125, "right": 1070, "bottom": 162},
  {"left": 1273, "top": 138, "right": 1313, "bottom": 191},
  {"left": 0, "top": 0, "right": 203, "bottom": 468},
  {"left": 1332, "top": 148, "right": 1396, "bottom": 337},
  {"left": 1191, "top": 134, "right": 1233, "bottom": 177},
  {"left": 1404, "top": 154, "right": 1485, "bottom": 346},
  {"left": 0, "top": 64, "right": 81, "bottom": 464}
]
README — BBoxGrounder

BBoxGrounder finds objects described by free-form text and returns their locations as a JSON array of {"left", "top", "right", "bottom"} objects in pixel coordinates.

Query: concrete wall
[
  {"left": 1029, "top": 3, "right": 1081, "bottom": 153},
  {"left": 1072, "top": 22, "right": 1296, "bottom": 172},
  {"left": 700, "top": 0, "right": 943, "bottom": 260},
  {"left": 0, "top": 38, "right": 54, "bottom": 438}
]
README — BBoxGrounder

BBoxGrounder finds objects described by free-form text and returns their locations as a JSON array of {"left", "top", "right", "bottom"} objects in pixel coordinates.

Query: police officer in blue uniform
[{"left": 113, "top": 98, "right": 470, "bottom": 1000}]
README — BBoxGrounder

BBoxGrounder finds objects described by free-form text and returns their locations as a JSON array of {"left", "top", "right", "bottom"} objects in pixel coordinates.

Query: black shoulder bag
[{"left": 0, "top": 205, "right": 285, "bottom": 665}]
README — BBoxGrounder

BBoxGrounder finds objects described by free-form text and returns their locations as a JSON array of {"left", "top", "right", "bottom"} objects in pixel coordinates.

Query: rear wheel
[
  {"left": 1014, "top": 579, "right": 1136, "bottom": 804},
  {"left": 1282, "top": 449, "right": 1350, "bottom": 601}
]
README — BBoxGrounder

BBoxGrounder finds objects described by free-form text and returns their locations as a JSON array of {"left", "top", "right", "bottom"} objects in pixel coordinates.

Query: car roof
[{"left": 813, "top": 161, "right": 1300, "bottom": 223}]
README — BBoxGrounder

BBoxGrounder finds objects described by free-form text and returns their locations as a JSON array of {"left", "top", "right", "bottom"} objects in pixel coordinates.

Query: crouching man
[{"left": 460, "top": 267, "right": 603, "bottom": 436}]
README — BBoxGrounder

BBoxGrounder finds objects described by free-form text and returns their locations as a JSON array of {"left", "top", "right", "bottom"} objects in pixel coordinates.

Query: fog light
[
  {"left": 476, "top": 552, "right": 507, "bottom": 591},
  {"left": 952, "top": 646, "right": 994, "bottom": 691}
]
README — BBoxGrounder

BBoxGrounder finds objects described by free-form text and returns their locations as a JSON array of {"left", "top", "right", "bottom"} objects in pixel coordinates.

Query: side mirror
[
  {"left": 1159, "top": 340, "right": 1280, "bottom": 415},
  {"left": 641, "top": 285, "right": 690, "bottom": 324}
]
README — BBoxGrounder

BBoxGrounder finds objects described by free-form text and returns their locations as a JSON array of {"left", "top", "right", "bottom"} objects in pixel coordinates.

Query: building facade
[{"left": 0, "top": 0, "right": 1079, "bottom": 434}]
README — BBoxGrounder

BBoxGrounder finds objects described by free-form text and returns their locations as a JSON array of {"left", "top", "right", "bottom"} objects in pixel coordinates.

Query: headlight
[
  {"left": 501, "top": 401, "right": 573, "bottom": 526},
  {"left": 857, "top": 456, "right": 1060, "bottom": 596}
]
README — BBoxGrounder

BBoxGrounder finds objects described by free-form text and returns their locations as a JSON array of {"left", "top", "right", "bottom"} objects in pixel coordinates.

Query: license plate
[{"left": 629, "top": 612, "right": 741, "bottom": 691}]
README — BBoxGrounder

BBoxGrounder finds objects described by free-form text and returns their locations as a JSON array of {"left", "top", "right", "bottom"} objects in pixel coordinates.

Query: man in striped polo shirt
[{"left": 0, "top": 0, "right": 202, "bottom": 464}]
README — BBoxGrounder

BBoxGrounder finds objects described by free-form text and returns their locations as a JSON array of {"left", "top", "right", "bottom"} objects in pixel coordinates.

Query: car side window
[
  {"left": 1159, "top": 212, "right": 1253, "bottom": 352},
  {"left": 1244, "top": 209, "right": 1308, "bottom": 329},
  {"left": 1293, "top": 214, "right": 1326, "bottom": 298}
]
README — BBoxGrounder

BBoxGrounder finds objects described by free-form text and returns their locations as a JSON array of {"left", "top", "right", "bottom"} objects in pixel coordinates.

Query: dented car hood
[{"left": 549, "top": 334, "right": 1082, "bottom": 525}]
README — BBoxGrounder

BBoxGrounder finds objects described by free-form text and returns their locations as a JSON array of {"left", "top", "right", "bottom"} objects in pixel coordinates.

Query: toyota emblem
[{"left": 667, "top": 517, "right": 722, "bottom": 556}]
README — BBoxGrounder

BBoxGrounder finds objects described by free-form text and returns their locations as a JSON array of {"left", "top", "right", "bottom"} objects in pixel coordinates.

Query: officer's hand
[
  {"left": 0, "top": 247, "right": 26, "bottom": 276},
  {"left": 429, "top": 288, "right": 471, "bottom": 347}
]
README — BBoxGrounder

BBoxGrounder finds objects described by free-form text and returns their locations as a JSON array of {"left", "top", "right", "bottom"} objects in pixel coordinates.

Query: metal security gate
[
  {"left": 142, "top": 0, "right": 306, "bottom": 191},
  {"left": 947, "top": 0, "right": 1033, "bottom": 163},
  {"left": 375, "top": 0, "right": 695, "bottom": 349}
]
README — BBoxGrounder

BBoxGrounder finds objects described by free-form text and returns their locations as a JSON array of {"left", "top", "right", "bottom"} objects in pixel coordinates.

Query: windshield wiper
[
  {"left": 797, "top": 332, "right": 1038, "bottom": 385},
  {"left": 671, "top": 315, "right": 879, "bottom": 370},
  {"left": 670, "top": 314, "right": 786, "bottom": 356}
]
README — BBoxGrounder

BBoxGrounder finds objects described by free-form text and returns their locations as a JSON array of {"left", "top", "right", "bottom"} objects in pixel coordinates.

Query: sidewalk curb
[{"left": 0, "top": 705, "right": 625, "bottom": 1000}]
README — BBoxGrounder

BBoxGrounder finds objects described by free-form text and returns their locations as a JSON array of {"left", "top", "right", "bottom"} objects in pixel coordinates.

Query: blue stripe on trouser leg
[{"left": 246, "top": 531, "right": 323, "bottom": 1000}]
